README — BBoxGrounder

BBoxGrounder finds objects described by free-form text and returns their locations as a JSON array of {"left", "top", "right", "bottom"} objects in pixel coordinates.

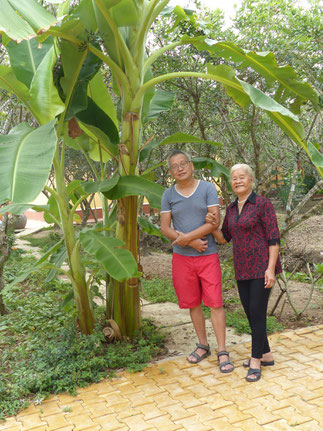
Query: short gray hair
[
  {"left": 230, "top": 163, "right": 254, "bottom": 179},
  {"left": 167, "top": 150, "right": 191, "bottom": 168},
  {"left": 230, "top": 163, "right": 256, "bottom": 189}
]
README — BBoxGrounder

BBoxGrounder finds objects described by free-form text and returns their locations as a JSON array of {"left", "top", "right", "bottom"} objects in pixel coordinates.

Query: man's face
[{"left": 168, "top": 154, "right": 193, "bottom": 181}]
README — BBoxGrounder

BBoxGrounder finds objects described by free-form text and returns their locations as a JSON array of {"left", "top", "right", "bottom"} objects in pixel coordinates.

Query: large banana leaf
[
  {"left": 139, "top": 132, "right": 222, "bottom": 162},
  {"left": 0, "top": 66, "right": 30, "bottom": 109},
  {"left": 143, "top": 89, "right": 175, "bottom": 123},
  {"left": 77, "top": 122, "right": 118, "bottom": 161},
  {"left": 80, "top": 231, "right": 140, "bottom": 282},
  {"left": 138, "top": 217, "right": 169, "bottom": 243},
  {"left": 0, "top": 121, "right": 57, "bottom": 204},
  {"left": 0, "top": 0, "right": 57, "bottom": 42},
  {"left": 29, "top": 46, "right": 65, "bottom": 124},
  {"left": 103, "top": 176, "right": 164, "bottom": 209},
  {"left": 70, "top": 0, "right": 97, "bottom": 32},
  {"left": 5, "top": 37, "right": 53, "bottom": 89},
  {"left": 81, "top": 175, "right": 119, "bottom": 194},
  {"left": 87, "top": 71, "right": 118, "bottom": 128},
  {"left": 183, "top": 36, "right": 319, "bottom": 111}
]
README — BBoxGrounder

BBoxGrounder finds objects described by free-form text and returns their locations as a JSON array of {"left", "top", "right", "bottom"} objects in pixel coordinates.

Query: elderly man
[{"left": 160, "top": 150, "right": 233, "bottom": 372}]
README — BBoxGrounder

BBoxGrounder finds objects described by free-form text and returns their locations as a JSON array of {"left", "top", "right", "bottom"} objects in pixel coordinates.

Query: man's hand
[
  {"left": 172, "top": 231, "right": 190, "bottom": 247},
  {"left": 189, "top": 238, "right": 208, "bottom": 253}
]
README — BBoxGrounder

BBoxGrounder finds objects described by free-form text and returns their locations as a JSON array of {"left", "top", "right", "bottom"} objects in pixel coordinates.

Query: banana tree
[{"left": 0, "top": 0, "right": 319, "bottom": 337}]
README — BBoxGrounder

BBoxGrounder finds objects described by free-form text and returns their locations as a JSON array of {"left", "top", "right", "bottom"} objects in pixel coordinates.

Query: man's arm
[
  {"left": 172, "top": 205, "right": 220, "bottom": 247},
  {"left": 161, "top": 211, "right": 208, "bottom": 253}
]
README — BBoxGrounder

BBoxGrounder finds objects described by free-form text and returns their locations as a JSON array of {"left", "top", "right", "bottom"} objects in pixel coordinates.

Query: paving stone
[
  {"left": 159, "top": 403, "right": 195, "bottom": 421},
  {"left": 93, "top": 413, "right": 129, "bottom": 430},
  {"left": 44, "top": 413, "right": 74, "bottom": 429},
  {"left": 137, "top": 403, "right": 169, "bottom": 421},
  {"left": 232, "top": 418, "right": 264, "bottom": 430},
  {"left": 272, "top": 406, "right": 312, "bottom": 426},
  {"left": 214, "top": 405, "right": 252, "bottom": 424},
  {"left": 293, "top": 420, "right": 323, "bottom": 430},
  {"left": 58, "top": 401, "right": 86, "bottom": 417},
  {"left": 19, "top": 414, "right": 48, "bottom": 430},
  {"left": 88, "top": 401, "right": 114, "bottom": 418},
  {"left": 121, "top": 414, "right": 156, "bottom": 430},
  {"left": 172, "top": 394, "right": 205, "bottom": 409},
  {"left": 199, "top": 394, "right": 233, "bottom": 410},
  {"left": 204, "top": 417, "right": 234, "bottom": 430},
  {"left": 0, "top": 418, "right": 23, "bottom": 430},
  {"left": 263, "top": 419, "right": 297, "bottom": 430},
  {"left": 174, "top": 416, "right": 212, "bottom": 431},
  {"left": 146, "top": 414, "right": 183, "bottom": 430}
]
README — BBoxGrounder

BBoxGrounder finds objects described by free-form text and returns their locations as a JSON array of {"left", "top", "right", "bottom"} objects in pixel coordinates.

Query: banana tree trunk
[
  {"left": 108, "top": 196, "right": 141, "bottom": 336},
  {"left": 107, "top": 109, "right": 142, "bottom": 337}
]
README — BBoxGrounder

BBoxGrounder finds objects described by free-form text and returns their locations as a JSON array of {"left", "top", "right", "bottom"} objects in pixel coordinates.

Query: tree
[{"left": 0, "top": 0, "right": 319, "bottom": 337}]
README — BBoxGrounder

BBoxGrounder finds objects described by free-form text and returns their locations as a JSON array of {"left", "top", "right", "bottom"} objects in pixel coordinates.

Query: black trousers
[{"left": 237, "top": 278, "right": 271, "bottom": 359}]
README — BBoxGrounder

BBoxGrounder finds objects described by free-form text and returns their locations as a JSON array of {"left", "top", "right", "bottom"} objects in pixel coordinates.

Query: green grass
[
  {"left": 0, "top": 252, "right": 165, "bottom": 420},
  {"left": 225, "top": 309, "right": 284, "bottom": 335},
  {"left": 20, "top": 230, "right": 62, "bottom": 252},
  {"left": 141, "top": 277, "right": 178, "bottom": 303}
]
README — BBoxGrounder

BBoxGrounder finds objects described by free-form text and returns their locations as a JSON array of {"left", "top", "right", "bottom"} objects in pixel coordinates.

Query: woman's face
[{"left": 230, "top": 167, "right": 253, "bottom": 196}]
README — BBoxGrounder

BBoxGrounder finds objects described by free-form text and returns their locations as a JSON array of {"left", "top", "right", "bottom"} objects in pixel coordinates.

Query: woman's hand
[
  {"left": 264, "top": 268, "right": 275, "bottom": 288},
  {"left": 205, "top": 212, "right": 217, "bottom": 225},
  {"left": 189, "top": 238, "right": 208, "bottom": 253}
]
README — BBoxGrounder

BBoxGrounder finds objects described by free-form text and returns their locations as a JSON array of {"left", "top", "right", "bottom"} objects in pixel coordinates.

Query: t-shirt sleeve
[
  {"left": 221, "top": 209, "right": 232, "bottom": 242},
  {"left": 206, "top": 182, "right": 219, "bottom": 207},
  {"left": 260, "top": 199, "right": 280, "bottom": 245},
  {"left": 161, "top": 189, "right": 171, "bottom": 213}
]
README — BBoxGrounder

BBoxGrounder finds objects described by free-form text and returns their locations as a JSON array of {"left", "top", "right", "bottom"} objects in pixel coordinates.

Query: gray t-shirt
[{"left": 161, "top": 180, "right": 219, "bottom": 256}]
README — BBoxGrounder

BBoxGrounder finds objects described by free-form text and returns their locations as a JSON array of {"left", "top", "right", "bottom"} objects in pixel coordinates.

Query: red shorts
[{"left": 172, "top": 253, "right": 223, "bottom": 309}]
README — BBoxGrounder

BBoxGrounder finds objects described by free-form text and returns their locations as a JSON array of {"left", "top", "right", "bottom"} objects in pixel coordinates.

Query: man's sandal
[
  {"left": 243, "top": 359, "right": 275, "bottom": 368},
  {"left": 187, "top": 343, "right": 211, "bottom": 364},
  {"left": 246, "top": 367, "right": 261, "bottom": 382},
  {"left": 217, "top": 350, "right": 234, "bottom": 373}
]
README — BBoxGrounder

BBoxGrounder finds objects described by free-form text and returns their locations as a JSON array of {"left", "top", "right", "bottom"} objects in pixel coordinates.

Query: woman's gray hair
[
  {"left": 230, "top": 163, "right": 255, "bottom": 179},
  {"left": 167, "top": 150, "right": 191, "bottom": 168},
  {"left": 230, "top": 163, "right": 256, "bottom": 189}
]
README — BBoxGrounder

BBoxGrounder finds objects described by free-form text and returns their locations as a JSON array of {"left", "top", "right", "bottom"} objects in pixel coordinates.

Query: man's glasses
[{"left": 169, "top": 161, "right": 190, "bottom": 172}]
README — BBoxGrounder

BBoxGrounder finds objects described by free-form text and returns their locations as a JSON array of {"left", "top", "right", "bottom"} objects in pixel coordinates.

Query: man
[{"left": 160, "top": 150, "right": 234, "bottom": 372}]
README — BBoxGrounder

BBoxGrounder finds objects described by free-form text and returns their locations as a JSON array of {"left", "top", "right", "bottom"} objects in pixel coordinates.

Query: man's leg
[
  {"left": 188, "top": 304, "right": 209, "bottom": 362},
  {"left": 210, "top": 306, "right": 233, "bottom": 371}
]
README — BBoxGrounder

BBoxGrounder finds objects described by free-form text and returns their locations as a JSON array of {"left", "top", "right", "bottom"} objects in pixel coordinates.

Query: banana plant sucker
[{"left": 52, "top": 146, "right": 95, "bottom": 335}]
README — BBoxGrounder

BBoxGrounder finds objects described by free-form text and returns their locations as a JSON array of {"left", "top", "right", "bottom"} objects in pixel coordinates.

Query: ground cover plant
[{"left": 0, "top": 249, "right": 164, "bottom": 420}]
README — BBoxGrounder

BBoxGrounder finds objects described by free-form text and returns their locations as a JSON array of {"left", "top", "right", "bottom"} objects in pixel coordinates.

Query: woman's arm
[{"left": 264, "top": 244, "right": 280, "bottom": 288}]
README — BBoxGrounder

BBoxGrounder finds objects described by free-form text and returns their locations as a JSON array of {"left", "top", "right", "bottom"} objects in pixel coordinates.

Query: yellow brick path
[{"left": 1, "top": 326, "right": 322, "bottom": 430}]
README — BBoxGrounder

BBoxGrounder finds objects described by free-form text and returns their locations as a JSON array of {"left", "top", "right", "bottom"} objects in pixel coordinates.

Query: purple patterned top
[{"left": 221, "top": 192, "right": 282, "bottom": 280}]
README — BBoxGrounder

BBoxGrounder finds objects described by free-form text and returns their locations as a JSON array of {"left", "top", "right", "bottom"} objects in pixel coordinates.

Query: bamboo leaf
[
  {"left": 103, "top": 176, "right": 164, "bottom": 209},
  {"left": 0, "top": 121, "right": 57, "bottom": 204},
  {"left": 80, "top": 231, "right": 140, "bottom": 282},
  {"left": 29, "top": 46, "right": 65, "bottom": 124}
]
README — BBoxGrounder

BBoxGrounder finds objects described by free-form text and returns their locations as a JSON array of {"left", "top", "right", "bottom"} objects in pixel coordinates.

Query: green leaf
[
  {"left": 159, "top": 132, "right": 223, "bottom": 148},
  {"left": 80, "top": 231, "right": 140, "bottom": 282},
  {"left": 0, "top": 121, "right": 57, "bottom": 204},
  {"left": 103, "top": 176, "right": 164, "bottom": 209},
  {"left": 144, "top": 89, "right": 175, "bottom": 123},
  {"left": 191, "top": 157, "right": 230, "bottom": 180},
  {"left": 6, "top": 238, "right": 64, "bottom": 288},
  {"left": 308, "top": 143, "right": 323, "bottom": 168},
  {"left": 0, "top": 65, "right": 30, "bottom": 109},
  {"left": 87, "top": 71, "right": 118, "bottom": 128},
  {"left": 63, "top": 122, "right": 93, "bottom": 153},
  {"left": 82, "top": 175, "right": 120, "bottom": 194},
  {"left": 138, "top": 217, "right": 169, "bottom": 243},
  {"left": 45, "top": 244, "right": 68, "bottom": 282},
  {"left": 6, "top": 37, "right": 53, "bottom": 88},
  {"left": 70, "top": 0, "right": 97, "bottom": 32},
  {"left": 207, "top": 64, "right": 251, "bottom": 109},
  {"left": 0, "top": 0, "right": 57, "bottom": 42},
  {"left": 29, "top": 46, "right": 65, "bottom": 124},
  {"left": 76, "top": 98, "right": 119, "bottom": 146},
  {"left": 0, "top": 203, "right": 49, "bottom": 215},
  {"left": 77, "top": 122, "right": 118, "bottom": 161}
]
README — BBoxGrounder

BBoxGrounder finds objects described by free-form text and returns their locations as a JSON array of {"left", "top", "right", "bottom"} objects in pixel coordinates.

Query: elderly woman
[{"left": 206, "top": 164, "right": 281, "bottom": 382}]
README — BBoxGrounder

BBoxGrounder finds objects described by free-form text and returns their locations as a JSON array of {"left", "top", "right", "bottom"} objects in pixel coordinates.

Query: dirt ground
[{"left": 140, "top": 214, "right": 323, "bottom": 358}]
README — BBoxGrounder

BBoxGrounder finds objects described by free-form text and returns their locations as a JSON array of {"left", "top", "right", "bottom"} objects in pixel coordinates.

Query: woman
[{"left": 206, "top": 164, "right": 281, "bottom": 382}]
